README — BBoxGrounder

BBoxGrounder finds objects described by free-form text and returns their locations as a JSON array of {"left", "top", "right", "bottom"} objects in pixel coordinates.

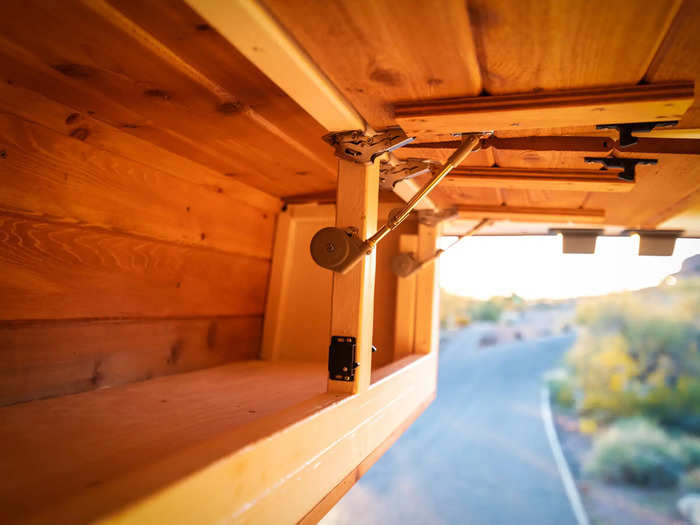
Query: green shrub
[
  {"left": 681, "top": 468, "right": 700, "bottom": 492},
  {"left": 584, "top": 418, "right": 685, "bottom": 487},
  {"left": 546, "top": 369, "right": 576, "bottom": 409}
]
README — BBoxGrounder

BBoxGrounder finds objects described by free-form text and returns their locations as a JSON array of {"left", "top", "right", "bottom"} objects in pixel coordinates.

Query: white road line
[{"left": 540, "top": 385, "right": 590, "bottom": 525}]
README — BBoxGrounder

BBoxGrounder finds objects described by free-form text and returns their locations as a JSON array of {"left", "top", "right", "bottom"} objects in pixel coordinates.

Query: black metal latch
[
  {"left": 328, "top": 336, "right": 359, "bottom": 382},
  {"left": 583, "top": 156, "right": 658, "bottom": 182},
  {"left": 596, "top": 121, "right": 678, "bottom": 147}
]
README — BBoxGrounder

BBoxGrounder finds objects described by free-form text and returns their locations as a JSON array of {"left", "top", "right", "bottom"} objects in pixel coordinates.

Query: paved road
[{"left": 322, "top": 328, "right": 578, "bottom": 525}]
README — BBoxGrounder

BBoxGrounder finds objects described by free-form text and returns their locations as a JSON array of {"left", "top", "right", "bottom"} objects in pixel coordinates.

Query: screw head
[{"left": 326, "top": 242, "right": 336, "bottom": 253}]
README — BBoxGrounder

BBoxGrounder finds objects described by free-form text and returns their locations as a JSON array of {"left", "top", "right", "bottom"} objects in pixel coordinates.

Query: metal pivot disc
[
  {"left": 310, "top": 227, "right": 353, "bottom": 270},
  {"left": 392, "top": 253, "right": 419, "bottom": 277}
]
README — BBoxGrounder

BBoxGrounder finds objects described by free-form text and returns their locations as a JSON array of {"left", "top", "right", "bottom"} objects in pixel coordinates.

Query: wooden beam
[
  {"left": 329, "top": 160, "right": 379, "bottom": 394},
  {"left": 184, "top": 1, "right": 433, "bottom": 209},
  {"left": 413, "top": 223, "right": 441, "bottom": 355},
  {"left": 443, "top": 167, "right": 634, "bottom": 192},
  {"left": 394, "top": 235, "right": 418, "bottom": 360},
  {"left": 395, "top": 82, "right": 694, "bottom": 138},
  {"left": 15, "top": 354, "right": 435, "bottom": 524},
  {"left": 298, "top": 390, "right": 435, "bottom": 524},
  {"left": 405, "top": 136, "right": 700, "bottom": 155},
  {"left": 184, "top": 0, "right": 364, "bottom": 133},
  {"left": 456, "top": 205, "right": 605, "bottom": 223}
]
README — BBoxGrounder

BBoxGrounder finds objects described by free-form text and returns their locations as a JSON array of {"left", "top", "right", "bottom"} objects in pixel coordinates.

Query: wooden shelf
[{"left": 0, "top": 360, "right": 327, "bottom": 524}]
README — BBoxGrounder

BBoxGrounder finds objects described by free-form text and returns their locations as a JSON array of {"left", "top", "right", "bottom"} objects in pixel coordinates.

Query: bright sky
[{"left": 439, "top": 236, "right": 700, "bottom": 300}]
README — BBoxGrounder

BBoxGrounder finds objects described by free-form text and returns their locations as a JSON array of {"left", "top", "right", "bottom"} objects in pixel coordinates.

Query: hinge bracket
[
  {"left": 583, "top": 156, "right": 658, "bottom": 182},
  {"left": 323, "top": 127, "right": 414, "bottom": 164},
  {"left": 379, "top": 158, "right": 434, "bottom": 190}
]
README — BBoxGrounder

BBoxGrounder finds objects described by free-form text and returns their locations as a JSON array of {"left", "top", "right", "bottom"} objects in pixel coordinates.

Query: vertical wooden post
[
  {"left": 414, "top": 223, "right": 441, "bottom": 354},
  {"left": 394, "top": 234, "right": 418, "bottom": 359},
  {"left": 329, "top": 159, "right": 379, "bottom": 394}
]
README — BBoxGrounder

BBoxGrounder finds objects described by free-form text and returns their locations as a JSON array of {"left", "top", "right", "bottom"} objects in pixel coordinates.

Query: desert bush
[
  {"left": 546, "top": 369, "right": 576, "bottom": 409},
  {"left": 584, "top": 418, "right": 686, "bottom": 487},
  {"left": 567, "top": 282, "right": 700, "bottom": 432},
  {"left": 681, "top": 468, "right": 700, "bottom": 492}
]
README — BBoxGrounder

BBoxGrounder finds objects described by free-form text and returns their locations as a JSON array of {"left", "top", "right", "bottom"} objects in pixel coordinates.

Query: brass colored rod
[
  {"left": 365, "top": 134, "right": 483, "bottom": 250},
  {"left": 417, "top": 218, "right": 490, "bottom": 270}
]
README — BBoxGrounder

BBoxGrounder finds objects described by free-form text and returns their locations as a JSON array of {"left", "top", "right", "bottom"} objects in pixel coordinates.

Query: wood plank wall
[
  {"left": 0, "top": 52, "right": 284, "bottom": 407},
  {"left": 0, "top": 107, "right": 277, "bottom": 404}
]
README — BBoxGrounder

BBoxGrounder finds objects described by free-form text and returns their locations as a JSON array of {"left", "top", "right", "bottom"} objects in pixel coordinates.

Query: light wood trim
[
  {"left": 329, "top": 160, "right": 379, "bottom": 394},
  {"left": 637, "top": 127, "right": 700, "bottom": 139},
  {"left": 456, "top": 205, "right": 605, "bottom": 223},
  {"left": 393, "top": 178, "right": 437, "bottom": 211},
  {"left": 28, "top": 353, "right": 437, "bottom": 525},
  {"left": 394, "top": 235, "right": 418, "bottom": 360},
  {"left": 443, "top": 167, "right": 634, "bottom": 192},
  {"left": 414, "top": 223, "right": 441, "bottom": 355},
  {"left": 395, "top": 82, "right": 694, "bottom": 137},
  {"left": 261, "top": 210, "right": 295, "bottom": 360},
  {"left": 298, "top": 389, "right": 436, "bottom": 525},
  {"left": 185, "top": 0, "right": 364, "bottom": 133}
]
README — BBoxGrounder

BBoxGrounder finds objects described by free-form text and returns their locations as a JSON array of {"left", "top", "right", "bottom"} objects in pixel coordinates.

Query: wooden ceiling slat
[
  {"left": 645, "top": 0, "right": 700, "bottom": 129},
  {"left": 586, "top": 154, "right": 700, "bottom": 228},
  {"left": 443, "top": 167, "right": 634, "bottom": 192},
  {"left": 0, "top": 0, "right": 336, "bottom": 197},
  {"left": 467, "top": 0, "right": 681, "bottom": 94},
  {"left": 262, "top": 0, "right": 483, "bottom": 129}
]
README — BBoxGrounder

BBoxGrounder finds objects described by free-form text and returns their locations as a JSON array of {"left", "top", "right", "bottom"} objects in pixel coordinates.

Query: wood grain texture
[
  {"left": 0, "top": 316, "right": 261, "bottom": 406},
  {"left": 15, "top": 353, "right": 435, "bottom": 525},
  {"left": 0, "top": 214, "right": 269, "bottom": 320},
  {"left": 0, "top": 0, "right": 336, "bottom": 196},
  {"left": 0, "top": 79, "right": 281, "bottom": 214},
  {"left": 443, "top": 167, "right": 634, "bottom": 192},
  {"left": 457, "top": 205, "right": 605, "bottom": 223},
  {"left": 298, "top": 389, "right": 435, "bottom": 524},
  {"left": 262, "top": 0, "right": 483, "bottom": 129},
  {"left": 395, "top": 82, "right": 694, "bottom": 138},
  {"left": 329, "top": 160, "right": 378, "bottom": 393},
  {"left": 645, "top": 0, "right": 700, "bottom": 128},
  {"left": 0, "top": 360, "right": 328, "bottom": 524},
  {"left": 586, "top": 153, "right": 700, "bottom": 228},
  {"left": 0, "top": 111, "right": 275, "bottom": 258},
  {"left": 468, "top": 0, "right": 681, "bottom": 94}
]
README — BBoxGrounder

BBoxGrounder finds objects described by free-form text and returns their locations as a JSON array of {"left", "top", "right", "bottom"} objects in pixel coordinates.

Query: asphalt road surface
[{"left": 322, "top": 327, "right": 578, "bottom": 525}]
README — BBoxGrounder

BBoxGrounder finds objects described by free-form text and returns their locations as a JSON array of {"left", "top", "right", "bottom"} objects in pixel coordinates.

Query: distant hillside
[{"left": 675, "top": 253, "right": 700, "bottom": 279}]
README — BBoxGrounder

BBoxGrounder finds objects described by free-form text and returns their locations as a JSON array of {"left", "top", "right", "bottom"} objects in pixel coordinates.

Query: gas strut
[
  {"left": 310, "top": 133, "right": 488, "bottom": 274},
  {"left": 392, "top": 218, "right": 490, "bottom": 277}
]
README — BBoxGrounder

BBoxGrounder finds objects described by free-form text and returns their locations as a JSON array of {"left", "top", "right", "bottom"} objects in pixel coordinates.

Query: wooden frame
[
  {"left": 414, "top": 223, "right": 441, "bottom": 354},
  {"left": 394, "top": 234, "right": 418, "bottom": 360},
  {"left": 395, "top": 82, "right": 694, "bottom": 137},
  {"left": 443, "top": 167, "right": 634, "bottom": 192},
  {"left": 457, "top": 205, "right": 605, "bottom": 223}
]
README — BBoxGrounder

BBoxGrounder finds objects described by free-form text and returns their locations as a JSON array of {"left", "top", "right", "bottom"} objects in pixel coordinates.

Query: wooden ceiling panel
[
  {"left": 262, "top": 0, "right": 483, "bottom": 129},
  {"left": 0, "top": 0, "right": 336, "bottom": 197},
  {"left": 468, "top": 0, "right": 681, "bottom": 94},
  {"left": 645, "top": 0, "right": 700, "bottom": 128},
  {"left": 586, "top": 154, "right": 700, "bottom": 228}
]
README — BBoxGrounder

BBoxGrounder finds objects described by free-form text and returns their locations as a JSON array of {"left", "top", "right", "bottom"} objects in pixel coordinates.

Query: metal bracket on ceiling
[
  {"left": 418, "top": 207, "right": 458, "bottom": 227},
  {"left": 322, "top": 127, "right": 414, "bottom": 164},
  {"left": 378, "top": 158, "right": 435, "bottom": 190},
  {"left": 583, "top": 156, "right": 658, "bottom": 182},
  {"left": 596, "top": 121, "right": 679, "bottom": 147}
]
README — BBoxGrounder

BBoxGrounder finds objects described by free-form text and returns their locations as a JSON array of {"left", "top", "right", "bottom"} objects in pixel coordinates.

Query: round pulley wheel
[
  {"left": 392, "top": 253, "right": 419, "bottom": 277},
  {"left": 310, "top": 227, "right": 353, "bottom": 270}
]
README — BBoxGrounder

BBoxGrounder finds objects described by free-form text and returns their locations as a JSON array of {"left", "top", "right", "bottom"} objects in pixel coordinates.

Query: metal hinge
[
  {"left": 378, "top": 158, "right": 434, "bottom": 190},
  {"left": 322, "top": 127, "right": 414, "bottom": 164}
]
